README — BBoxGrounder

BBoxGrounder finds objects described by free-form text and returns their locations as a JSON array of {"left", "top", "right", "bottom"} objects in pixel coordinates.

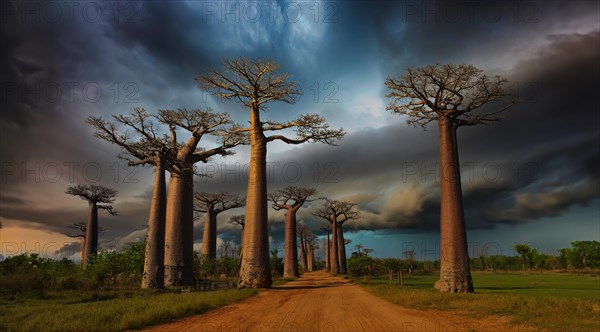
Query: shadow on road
[{"left": 270, "top": 274, "right": 351, "bottom": 290}]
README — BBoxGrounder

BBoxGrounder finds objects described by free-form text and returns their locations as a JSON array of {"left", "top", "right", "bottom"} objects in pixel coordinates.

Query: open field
[
  {"left": 0, "top": 288, "right": 257, "bottom": 332},
  {"left": 356, "top": 271, "right": 600, "bottom": 331}
]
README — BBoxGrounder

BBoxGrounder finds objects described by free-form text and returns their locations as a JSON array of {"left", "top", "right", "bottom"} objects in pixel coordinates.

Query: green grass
[
  {"left": 272, "top": 277, "right": 296, "bottom": 286},
  {"left": 0, "top": 288, "right": 257, "bottom": 332},
  {"left": 473, "top": 271, "right": 600, "bottom": 300},
  {"left": 357, "top": 271, "right": 600, "bottom": 331}
]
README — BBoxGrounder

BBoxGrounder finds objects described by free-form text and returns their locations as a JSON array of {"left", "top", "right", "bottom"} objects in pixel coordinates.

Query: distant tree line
[
  {"left": 506, "top": 241, "right": 600, "bottom": 271},
  {"left": 345, "top": 241, "right": 600, "bottom": 280}
]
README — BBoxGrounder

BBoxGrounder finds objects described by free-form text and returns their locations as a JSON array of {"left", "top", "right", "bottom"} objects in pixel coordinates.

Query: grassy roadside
[
  {"left": 355, "top": 272, "right": 600, "bottom": 331},
  {"left": 272, "top": 277, "right": 296, "bottom": 286},
  {"left": 0, "top": 288, "right": 257, "bottom": 332}
]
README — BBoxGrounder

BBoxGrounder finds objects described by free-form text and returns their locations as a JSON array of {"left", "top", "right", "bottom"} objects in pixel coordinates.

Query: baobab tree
[
  {"left": 220, "top": 241, "right": 234, "bottom": 258},
  {"left": 307, "top": 235, "right": 318, "bottom": 271},
  {"left": 194, "top": 192, "right": 245, "bottom": 260},
  {"left": 65, "top": 222, "right": 106, "bottom": 262},
  {"left": 337, "top": 222, "right": 358, "bottom": 274},
  {"left": 228, "top": 214, "right": 245, "bottom": 229},
  {"left": 386, "top": 64, "right": 514, "bottom": 293},
  {"left": 321, "top": 224, "right": 331, "bottom": 271},
  {"left": 65, "top": 184, "right": 117, "bottom": 266},
  {"left": 90, "top": 108, "right": 245, "bottom": 286},
  {"left": 158, "top": 108, "right": 246, "bottom": 286},
  {"left": 197, "top": 58, "right": 345, "bottom": 288},
  {"left": 268, "top": 186, "right": 317, "bottom": 278},
  {"left": 297, "top": 224, "right": 310, "bottom": 273},
  {"left": 88, "top": 108, "right": 171, "bottom": 288},
  {"left": 313, "top": 199, "right": 360, "bottom": 275},
  {"left": 228, "top": 214, "right": 246, "bottom": 263}
]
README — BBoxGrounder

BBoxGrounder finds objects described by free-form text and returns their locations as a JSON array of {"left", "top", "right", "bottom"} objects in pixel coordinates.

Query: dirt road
[{"left": 147, "top": 271, "right": 533, "bottom": 332}]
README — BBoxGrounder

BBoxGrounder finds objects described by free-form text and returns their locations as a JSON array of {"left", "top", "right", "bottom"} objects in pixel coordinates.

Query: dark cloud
[
  {"left": 372, "top": 0, "right": 599, "bottom": 70},
  {"left": 0, "top": 0, "right": 597, "bottom": 253},
  {"left": 253, "top": 29, "right": 600, "bottom": 234},
  {"left": 0, "top": 194, "right": 31, "bottom": 205}
]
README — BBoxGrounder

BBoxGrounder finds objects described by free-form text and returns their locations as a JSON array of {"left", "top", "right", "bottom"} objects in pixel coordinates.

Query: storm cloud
[{"left": 0, "top": 0, "right": 598, "bottom": 255}]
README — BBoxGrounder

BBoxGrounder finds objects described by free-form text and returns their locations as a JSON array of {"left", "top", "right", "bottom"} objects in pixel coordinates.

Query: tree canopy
[{"left": 385, "top": 64, "right": 514, "bottom": 128}]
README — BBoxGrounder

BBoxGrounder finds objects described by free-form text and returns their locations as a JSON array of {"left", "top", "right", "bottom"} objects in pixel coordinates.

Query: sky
[{"left": 1, "top": 0, "right": 599, "bottom": 261}]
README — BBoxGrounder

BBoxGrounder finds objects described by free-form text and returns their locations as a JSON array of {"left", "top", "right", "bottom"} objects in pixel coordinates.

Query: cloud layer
[{"left": 1, "top": 1, "right": 598, "bottom": 255}]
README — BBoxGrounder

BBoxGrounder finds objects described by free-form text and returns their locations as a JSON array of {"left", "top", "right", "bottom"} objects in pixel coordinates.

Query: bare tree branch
[
  {"left": 66, "top": 184, "right": 117, "bottom": 206},
  {"left": 228, "top": 214, "right": 245, "bottom": 229},
  {"left": 268, "top": 186, "right": 317, "bottom": 211},
  {"left": 194, "top": 192, "right": 246, "bottom": 214},
  {"left": 313, "top": 199, "right": 360, "bottom": 224},
  {"left": 385, "top": 64, "right": 515, "bottom": 128},
  {"left": 196, "top": 57, "right": 301, "bottom": 108},
  {"left": 65, "top": 222, "right": 106, "bottom": 239},
  {"left": 265, "top": 114, "right": 345, "bottom": 145}
]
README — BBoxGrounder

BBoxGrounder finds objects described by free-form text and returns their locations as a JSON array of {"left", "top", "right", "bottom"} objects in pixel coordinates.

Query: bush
[
  {"left": 0, "top": 240, "right": 146, "bottom": 297},
  {"left": 270, "top": 256, "right": 284, "bottom": 277},
  {"left": 0, "top": 254, "right": 57, "bottom": 296},
  {"left": 194, "top": 253, "right": 241, "bottom": 281}
]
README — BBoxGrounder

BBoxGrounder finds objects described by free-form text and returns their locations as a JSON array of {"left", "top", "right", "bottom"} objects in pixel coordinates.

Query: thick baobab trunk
[
  {"left": 330, "top": 220, "right": 339, "bottom": 275},
  {"left": 283, "top": 208, "right": 299, "bottom": 278},
  {"left": 239, "top": 106, "right": 272, "bottom": 288},
  {"left": 82, "top": 201, "right": 98, "bottom": 266},
  {"left": 325, "top": 231, "right": 330, "bottom": 271},
  {"left": 337, "top": 224, "right": 347, "bottom": 274},
  {"left": 201, "top": 208, "right": 217, "bottom": 260},
  {"left": 434, "top": 117, "right": 473, "bottom": 293},
  {"left": 142, "top": 160, "right": 166, "bottom": 289},
  {"left": 164, "top": 170, "right": 195, "bottom": 286}
]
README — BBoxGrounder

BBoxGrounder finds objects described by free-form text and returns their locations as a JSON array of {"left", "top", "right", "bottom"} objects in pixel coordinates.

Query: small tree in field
[
  {"left": 66, "top": 184, "right": 117, "bottom": 266},
  {"left": 386, "top": 64, "right": 514, "bottom": 293},
  {"left": 197, "top": 58, "right": 344, "bottom": 288},
  {"left": 403, "top": 248, "right": 416, "bottom": 274},
  {"left": 514, "top": 243, "right": 532, "bottom": 272}
]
